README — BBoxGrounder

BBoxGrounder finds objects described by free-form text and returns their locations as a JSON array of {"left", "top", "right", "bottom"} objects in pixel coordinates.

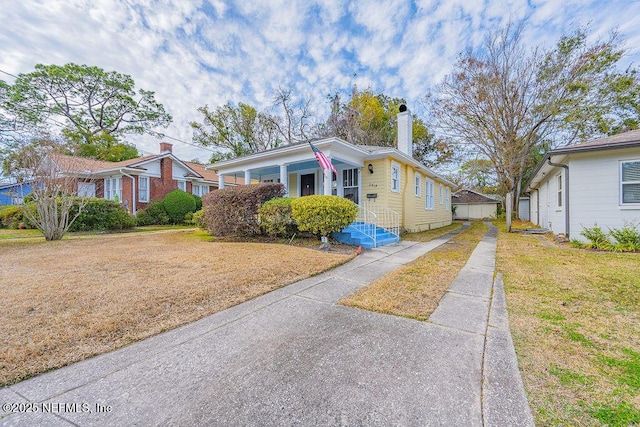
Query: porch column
[
  {"left": 218, "top": 173, "right": 225, "bottom": 189},
  {"left": 323, "top": 168, "right": 332, "bottom": 196},
  {"left": 244, "top": 170, "right": 251, "bottom": 185},
  {"left": 279, "top": 164, "right": 288, "bottom": 196}
]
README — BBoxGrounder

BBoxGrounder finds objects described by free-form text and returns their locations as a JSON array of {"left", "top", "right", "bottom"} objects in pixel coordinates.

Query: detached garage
[{"left": 452, "top": 189, "right": 501, "bottom": 220}]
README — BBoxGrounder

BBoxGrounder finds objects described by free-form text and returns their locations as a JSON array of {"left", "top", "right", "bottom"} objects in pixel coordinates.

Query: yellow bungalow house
[{"left": 207, "top": 106, "right": 454, "bottom": 247}]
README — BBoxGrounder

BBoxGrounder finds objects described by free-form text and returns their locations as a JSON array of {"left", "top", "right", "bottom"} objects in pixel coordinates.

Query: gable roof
[
  {"left": 549, "top": 129, "right": 640, "bottom": 155},
  {"left": 527, "top": 129, "right": 640, "bottom": 191},
  {"left": 452, "top": 189, "right": 501, "bottom": 204}
]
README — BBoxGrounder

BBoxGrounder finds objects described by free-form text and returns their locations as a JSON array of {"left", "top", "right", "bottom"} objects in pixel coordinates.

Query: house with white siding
[
  {"left": 527, "top": 130, "right": 640, "bottom": 241},
  {"left": 207, "top": 106, "right": 454, "bottom": 247}
]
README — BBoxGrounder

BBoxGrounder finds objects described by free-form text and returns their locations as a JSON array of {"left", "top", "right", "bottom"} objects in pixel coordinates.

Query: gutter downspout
[
  {"left": 120, "top": 169, "right": 136, "bottom": 215},
  {"left": 547, "top": 159, "right": 569, "bottom": 239}
]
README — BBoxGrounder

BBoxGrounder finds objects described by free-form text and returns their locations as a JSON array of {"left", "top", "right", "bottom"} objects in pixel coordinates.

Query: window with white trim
[
  {"left": 621, "top": 160, "right": 640, "bottom": 204},
  {"left": 557, "top": 174, "right": 563, "bottom": 208},
  {"left": 138, "top": 176, "right": 149, "bottom": 202},
  {"left": 446, "top": 187, "right": 450, "bottom": 210},
  {"left": 192, "top": 184, "right": 210, "bottom": 197},
  {"left": 425, "top": 178, "right": 435, "bottom": 210},
  {"left": 104, "top": 177, "right": 122, "bottom": 201},
  {"left": 414, "top": 172, "right": 421, "bottom": 197},
  {"left": 343, "top": 168, "right": 359, "bottom": 204},
  {"left": 439, "top": 184, "right": 444, "bottom": 204},
  {"left": 391, "top": 162, "right": 400, "bottom": 193},
  {"left": 177, "top": 180, "right": 186, "bottom": 192}
]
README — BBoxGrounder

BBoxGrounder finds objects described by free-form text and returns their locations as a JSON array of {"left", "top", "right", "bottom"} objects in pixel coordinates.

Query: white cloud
[{"left": 1, "top": 0, "right": 639, "bottom": 161}]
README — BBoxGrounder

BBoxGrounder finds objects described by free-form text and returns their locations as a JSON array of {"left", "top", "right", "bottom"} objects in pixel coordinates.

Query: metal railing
[{"left": 352, "top": 202, "right": 401, "bottom": 247}]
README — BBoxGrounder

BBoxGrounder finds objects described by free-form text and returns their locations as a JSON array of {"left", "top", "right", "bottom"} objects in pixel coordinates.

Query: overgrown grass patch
[
  {"left": 0, "top": 230, "right": 354, "bottom": 386},
  {"left": 339, "top": 222, "right": 487, "bottom": 320},
  {"left": 496, "top": 221, "right": 640, "bottom": 426}
]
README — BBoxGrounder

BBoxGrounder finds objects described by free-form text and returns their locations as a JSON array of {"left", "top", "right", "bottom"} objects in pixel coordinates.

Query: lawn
[
  {"left": 0, "top": 230, "right": 354, "bottom": 386},
  {"left": 340, "top": 221, "right": 486, "bottom": 320},
  {"left": 496, "top": 223, "right": 640, "bottom": 426}
]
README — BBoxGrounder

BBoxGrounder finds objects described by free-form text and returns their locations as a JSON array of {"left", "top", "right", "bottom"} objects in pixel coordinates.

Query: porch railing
[{"left": 352, "top": 202, "right": 401, "bottom": 248}]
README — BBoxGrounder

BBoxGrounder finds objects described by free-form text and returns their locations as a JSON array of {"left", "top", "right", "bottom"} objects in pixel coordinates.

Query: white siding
[{"left": 568, "top": 149, "right": 640, "bottom": 241}]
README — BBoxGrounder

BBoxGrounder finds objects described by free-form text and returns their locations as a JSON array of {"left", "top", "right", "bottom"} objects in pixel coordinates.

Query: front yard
[
  {"left": 0, "top": 230, "right": 354, "bottom": 386},
  {"left": 497, "top": 225, "right": 640, "bottom": 426}
]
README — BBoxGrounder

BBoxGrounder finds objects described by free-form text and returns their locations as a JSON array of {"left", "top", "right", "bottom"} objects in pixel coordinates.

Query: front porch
[{"left": 209, "top": 139, "right": 401, "bottom": 247}]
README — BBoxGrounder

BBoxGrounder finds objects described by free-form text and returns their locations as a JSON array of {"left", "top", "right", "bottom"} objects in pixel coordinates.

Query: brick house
[{"left": 50, "top": 142, "right": 236, "bottom": 214}]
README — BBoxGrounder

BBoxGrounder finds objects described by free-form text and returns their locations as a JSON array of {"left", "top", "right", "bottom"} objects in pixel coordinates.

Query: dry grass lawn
[
  {"left": 340, "top": 222, "right": 487, "bottom": 320},
  {"left": 0, "top": 230, "right": 354, "bottom": 386},
  {"left": 497, "top": 222, "right": 640, "bottom": 426}
]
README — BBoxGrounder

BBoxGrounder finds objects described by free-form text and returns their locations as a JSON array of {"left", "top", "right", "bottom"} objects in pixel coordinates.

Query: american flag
[{"left": 309, "top": 142, "right": 337, "bottom": 175}]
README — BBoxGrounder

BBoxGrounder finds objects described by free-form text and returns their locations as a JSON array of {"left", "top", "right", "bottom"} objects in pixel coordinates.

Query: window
[
  {"left": 343, "top": 168, "right": 359, "bottom": 204},
  {"left": 138, "top": 176, "right": 149, "bottom": 202},
  {"left": 557, "top": 174, "right": 563, "bottom": 208},
  {"left": 391, "top": 162, "right": 400, "bottom": 193},
  {"left": 192, "top": 184, "right": 210, "bottom": 197},
  {"left": 425, "top": 178, "right": 435, "bottom": 210},
  {"left": 104, "top": 177, "right": 121, "bottom": 201},
  {"left": 78, "top": 182, "right": 96, "bottom": 197},
  {"left": 177, "top": 180, "right": 186, "bottom": 192},
  {"left": 414, "top": 173, "right": 421, "bottom": 197},
  {"left": 446, "top": 187, "right": 450, "bottom": 210},
  {"left": 439, "top": 184, "right": 444, "bottom": 204},
  {"left": 621, "top": 160, "right": 640, "bottom": 204}
]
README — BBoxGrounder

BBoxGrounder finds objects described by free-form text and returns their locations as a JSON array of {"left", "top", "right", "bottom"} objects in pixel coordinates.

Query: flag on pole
[{"left": 309, "top": 142, "right": 337, "bottom": 175}]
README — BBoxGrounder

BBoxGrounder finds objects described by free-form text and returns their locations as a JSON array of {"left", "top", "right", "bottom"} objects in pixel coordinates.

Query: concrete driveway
[{"left": 1, "top": 224, "right": 533, "bottom": 426}]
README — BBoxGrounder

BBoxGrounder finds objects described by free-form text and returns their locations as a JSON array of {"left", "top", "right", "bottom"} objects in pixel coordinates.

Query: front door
[{"left": 301, "top": 173, "right": 315, "bottom": 196}]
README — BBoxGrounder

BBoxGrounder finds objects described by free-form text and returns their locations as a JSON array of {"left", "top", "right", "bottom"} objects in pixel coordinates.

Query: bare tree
[
  {"left": 269, "top": 86, "right": 316, "bottom": 144},
  {"left": 427, "top": 23, "right": 636, "bottom": 227},
  {"left": 7, "top": 140, "right": 93, "bottom": 240}
]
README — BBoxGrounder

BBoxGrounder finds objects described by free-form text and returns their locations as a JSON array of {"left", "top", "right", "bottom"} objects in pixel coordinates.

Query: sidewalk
[{"left": 0, "top": 224, "right": 533, "bottom": 426}]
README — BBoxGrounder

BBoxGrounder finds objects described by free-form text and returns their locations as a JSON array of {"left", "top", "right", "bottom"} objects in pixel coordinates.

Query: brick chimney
[
  {"left": 160, "top": 142, "right": 173, "bottom": 153},
  {"left": 397, "top": 104, "right": 413, "bottom": 157}
]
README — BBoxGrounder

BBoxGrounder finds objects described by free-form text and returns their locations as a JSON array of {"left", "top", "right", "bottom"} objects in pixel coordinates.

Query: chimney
[
  {"left": 397, "top": 104, "right": 413, "bottom": 157},
  {"left": 160, "top": 142, "right": 173, "bottom": 153}
]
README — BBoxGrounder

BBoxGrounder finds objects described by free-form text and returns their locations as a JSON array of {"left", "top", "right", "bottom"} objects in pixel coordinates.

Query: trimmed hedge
[
  {"left": 291, "top": 195, "right": 358, "bottom": 237},
  {"left": 163, "top": 189, "right": 197, "bottom": 224},
  {"left": 135, "top": 200, "right": 170, "bottom": 226},
  {"left": 68, "top": 198, "right": 136, "bottom": 231},
  {"left": 203, "top": 183, "right": 285, "bottom": 236},
  {"left": 258, "top": 197, "right": 296, "bottom": 237}
]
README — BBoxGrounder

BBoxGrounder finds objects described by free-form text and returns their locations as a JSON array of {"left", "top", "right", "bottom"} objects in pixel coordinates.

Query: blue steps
[{"left": 332, "top": 222, "right": 400, "bottom": 249}]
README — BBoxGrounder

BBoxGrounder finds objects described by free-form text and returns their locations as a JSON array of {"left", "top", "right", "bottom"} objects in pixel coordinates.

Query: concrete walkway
[{"left": 1, "top": 224, "right": 533, "bottom": 426}]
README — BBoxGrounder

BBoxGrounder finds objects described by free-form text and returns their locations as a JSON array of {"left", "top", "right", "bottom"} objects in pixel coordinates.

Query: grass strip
[
  {"left": 339, "top": 221, "right": 487, "bottom": 320},
  {"left": 496, "top": 221, "right": 640, "bottom": 426}
]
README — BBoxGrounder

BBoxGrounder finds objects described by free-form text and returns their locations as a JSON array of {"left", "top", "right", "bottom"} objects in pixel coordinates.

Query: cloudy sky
[{"left": 2, "top": 0, "right": 640, "bottom": 163}]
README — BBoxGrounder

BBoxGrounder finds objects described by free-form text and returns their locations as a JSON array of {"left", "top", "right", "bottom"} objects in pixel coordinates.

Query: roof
[
  {"left": 549, "top": 129, "right": 640, "bottom": 155},
  {"left": 50, "top": 151, "right": 233, "bottom": 185},
  {"left": 452, "top": 189, "right": 501, "bottom": 205},
  {"left": 527, "top": 129, "right": 640, "bottom": 191},
  {"left": 208, "top": 137, "right": 456, "bottom": 187}
]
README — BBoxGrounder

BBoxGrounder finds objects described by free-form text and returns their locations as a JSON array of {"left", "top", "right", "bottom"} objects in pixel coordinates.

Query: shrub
[
  {"left": 258, "top": 197, "right": 296, "bottom": 237},
  {"left": 580, "top": 224, "right": 610, "bottom": 249},
  {"left": 68, "top": 198, "right": 136, "bottom": 232},
  {"left": 1, "top": 205, "right": 34, "bottom": 229},
  {"left": 291, "top": 195, "right": 358, "bottom": 238},
  {"left": 192, "top": 195, "right": 203, "bottom": 211},
  {"left": 608, "top": 222, "right": 640, "bottom": 252},
  {"left": 203, "top": 183, "right": 285, "bottom": 236},
  {"left": 163, "top": 190, "right": 197, "bottom": 224},
  {"left": 189, "top": 209, "right": 205, "bottom": 228},
  {"left": 135, "top": 200, "right": 170, "bottom": 226}
]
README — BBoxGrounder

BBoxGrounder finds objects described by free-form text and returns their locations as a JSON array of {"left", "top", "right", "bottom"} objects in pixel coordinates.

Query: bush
[
  {"left": 135, "top": 200, "right": 170, "bottom": 226},
  {"left": 580, "top": 224, "right": 610, "bottom": 249},
  {"left": 163, "top": 190, "right": 197, "bottom": 224},
  {"left": 608, "top": 222, "right": 640, "bottom": 252},
  {"left": 68, "top": 198, "right": 136, "bottom": 232},
  {"left": 203, "top": 183, "right": 285, "bottom": 236},
  {"left": 192, "top": 195, "right": 202, "bottom": 211},
  {"left": 1, "top": 205, "right": 34, "bottom": 229},
  {"left": 291, "top": 195, "right": 358, "bottom": 238},
  {"left": 187, "top": 209, "right": 205, "bottom": 228},
  {"left": 258, "top": 197, "right": 296, "bottom": 237}
]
